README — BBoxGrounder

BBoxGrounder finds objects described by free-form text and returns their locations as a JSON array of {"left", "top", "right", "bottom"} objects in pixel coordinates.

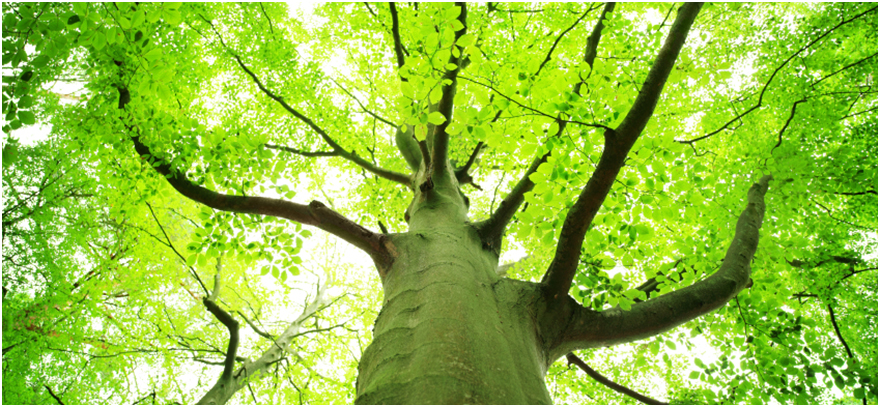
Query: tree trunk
[{"left": 355, "top": 224, "right": 553, "bottom": 404}]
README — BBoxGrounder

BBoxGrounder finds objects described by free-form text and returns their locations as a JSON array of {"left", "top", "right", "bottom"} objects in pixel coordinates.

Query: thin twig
[
  {"left": 145, "top": 202, "right": 209, "bottom": 296},
  {"left": 566, "top": 353, "right": 667, "bottom": 405}
]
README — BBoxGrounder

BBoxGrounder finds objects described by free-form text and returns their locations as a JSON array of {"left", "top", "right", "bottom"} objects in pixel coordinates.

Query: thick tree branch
[
  {"left": 616, "top": 3, "right": 702, "bottom": 140},
  {"left": 566, "top": 353, "right": 668, "bottom": 405},
  {"left": 542, "top": 3, "right": 702, "bottom": 300},
  {"left": 117, "top": 87, "right": 392, "bottom": 274},
  {"left": 580, "top": 3, "right": 616, "bottom": 85},
  {"left": 556, "top": 175, "right": 771, "bottom": 353},
  {"left": 681, "top": 6, "right": 877, "bottom": 144},
  {"left": 431, "top": 2, "right": 467, "bottom": 172},
  {"left": 395, "top": 126, "right": 422, "bottom": 171}
]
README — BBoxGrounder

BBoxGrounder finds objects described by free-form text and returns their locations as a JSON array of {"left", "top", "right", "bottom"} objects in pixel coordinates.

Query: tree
[{"left": 2, "top": 2, "right": 877, "bottom": 404}]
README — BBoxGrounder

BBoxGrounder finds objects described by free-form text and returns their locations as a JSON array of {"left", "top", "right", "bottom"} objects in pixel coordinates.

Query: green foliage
[{"left": 2, "top": 1, "right": 877, "bottom": 405}]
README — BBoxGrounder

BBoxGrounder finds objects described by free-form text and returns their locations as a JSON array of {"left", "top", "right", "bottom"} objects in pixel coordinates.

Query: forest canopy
[{"left": 2, "top": 2, "right": 878, "bottom": 405}]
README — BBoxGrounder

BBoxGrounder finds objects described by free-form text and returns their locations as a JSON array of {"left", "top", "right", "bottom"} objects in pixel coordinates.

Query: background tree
[{"left": 2, "top": 2, "right": 877, "bottom": 404}]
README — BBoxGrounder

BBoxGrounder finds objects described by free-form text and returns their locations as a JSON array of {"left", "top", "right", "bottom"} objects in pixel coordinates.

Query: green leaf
[
  {"left": 457, "top": 33, "right": 476, "bottom": 48},
  {"left": 17, "top": 110, "right": 35, "bottom": 125},
  {"left": 450, "top": 19, "right": 465, "bottom": 32},
  {"left": 414, "top": 124, "right": 427, "bottom": 141},
  {"left": 400, "top": 81, "right": 415, "bottom": 98},
  {"left": 163, "top": 9, "right": 182, "bottom": 25},
  {"left": 854, "top": 388, "right": 865, "bottom": 400},
  {"left": 427, "top": 111, "right": 446, "bottom": 125},
  {"left": 131, "top": 10, "right": 145, "bottom": 28},
  {"left": 622, "top": 288, "right": 641, "bottom": 299},
  {"left": 93, "top": 31, "right": 106, "bottom": 50},
  {"left": 444, "top": 5, "right": 461, "bottom": 21},
  {"left": 147, "top": 8, "right": 161, "bottom": 23},
  {"left": 429, "top": 86, "right": 443, "bottom": 104},
  {"left": 144, "top": 47, "right": 163, "bottom": 62},
  {"left": 118, "top": 16, "right": 132, "bottom": 30}
]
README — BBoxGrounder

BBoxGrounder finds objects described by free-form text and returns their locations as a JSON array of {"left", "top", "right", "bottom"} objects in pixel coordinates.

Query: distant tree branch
[
  {"left": 811, "top": 199, "right": 873, "bottom": 231},
  {"left": 827, "top": 305, "right": 854, "bottom": 361},
  {"left": 534, "top": 5, "right": 598, "bottom": 77},
  {"left": 840, "top": 107, "right": 874, "bottom": 121},
  {"left": 680, "top": 5, "right": 877, "bottom": 144},
  {"left": 264, "top": 142, "right": 411, "bottom": 186},
  {"left": 197, "top": 282, "right": 330, "bottom": 404},
  {"left": 476, "top": 2, "right": 616, "bottom": 250},
  {"left": 431, "top": 2, "right": 468, "bottom": 173},
  {"left": 263, "top": 143, "right": 336, "bottom": 157},
  {"left": 203, "top": 298, "right": 240, "bottom": 380},
  {"left": 457, "top": 75, "right": 612, "bottom": 131},
  {"left": 145, "top": 202, "right": 210, "bottom": 296},
  {"left": 566, "top": 353, "right": 668, "bottom": 405},
  {"left": 554, "top": 175, "right": 770, "bottom": 354},
  {"left": 454, "top": 141, "right": 485, "bottom": 188},
  {"left": 812, "top": 52, "right": 877, "bottom": 88},
  {"left": 769, "top": 98, "right": 807, "bottom": 156},
  {"left": 200, "top": 17, "right": 411, "bottom": 188},
  {"left": 330, "top": 78, "right": 397, "bottom": 128},
  {"left": 117, "top": 87, "right": 392, "bottom": 273},
  {"left": 133, "top": 391, "right": 156, "bottom": 405},
  {"left": 476, "top": 151, "right": 552, "bottom": 252},
  {"left": 389, "top": 3, "right": 407, "bottom": 70},
  {"left": 488, "top": 3, "right": 544, "bottom": 14},
  {"left": 833, "top": 189, "right": 877, "bottom": 196},
  {"left": 542, "top": 3, "right": 702, "bottom": 300},
  {"left": 44, "top": 385, "right": 64, "bottom": 405},
  {"left": 257, "top": 3, "right": 275, "bottom": 34},
  {"left": 634, "top": 259, "right": 685, "bottom": 301}
]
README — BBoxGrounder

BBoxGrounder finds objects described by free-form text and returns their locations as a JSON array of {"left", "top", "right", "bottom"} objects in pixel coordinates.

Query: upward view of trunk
[{"left": 114, "top": 2, "right": 774, "bottom": 404}]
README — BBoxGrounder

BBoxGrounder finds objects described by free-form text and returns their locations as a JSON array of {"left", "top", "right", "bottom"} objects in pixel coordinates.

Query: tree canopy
[{"left": 2, "top": 2, "right": 878, "bottom": 405}]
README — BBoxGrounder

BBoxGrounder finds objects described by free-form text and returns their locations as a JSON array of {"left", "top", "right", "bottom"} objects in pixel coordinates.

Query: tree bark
[{"left": 356, "top": 225, "right": 554, "bottom": 404}]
